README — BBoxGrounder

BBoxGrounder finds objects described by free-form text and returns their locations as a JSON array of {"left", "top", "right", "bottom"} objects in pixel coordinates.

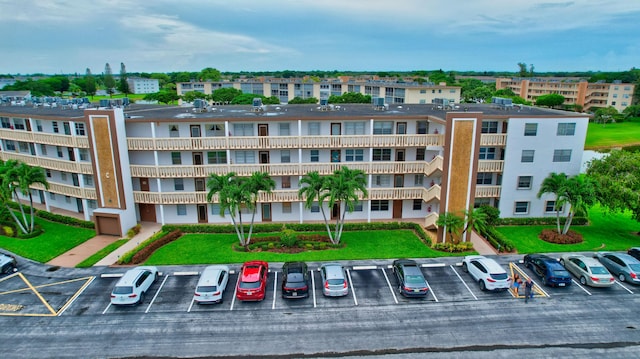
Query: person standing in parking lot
[
  {"left": 512, "top": 273, "right": 522, "bottom": 296},
  {"left": 524, "top": 278, "right": 534, "bottom": 303}
]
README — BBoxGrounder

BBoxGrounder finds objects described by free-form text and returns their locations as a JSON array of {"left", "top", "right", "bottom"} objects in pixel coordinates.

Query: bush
[
  {"left": 539, "top": 229, "right": 584, "bottom": 244},
  {"left": 2, "top": 226, "right": 14, "bottom": 237},
  {"left": 280, "top": 227, "right": 299, "bottom": 247},
  {"left": 118, "top": 230, "right": 170, "bottom": 264},
  {"left": 498, "top": 217, "right": 588, "bottom": 226},
  {"left": 433, "top": 242, "right": 474, "bottom": 252},
  {"left": 481, "top": 227, "right": 515, "bottom": 253}
]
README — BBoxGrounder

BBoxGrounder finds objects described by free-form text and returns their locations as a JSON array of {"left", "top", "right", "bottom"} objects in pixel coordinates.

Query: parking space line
[
  {"left": 100, "top": 273, "right": 123, "bottom": 278},
  {"left": 18, "top": 273, "right": 57, "bottom": 315},
  {"left": 272, "top": 272, "right": 277, "bottom": 310},
  {"left": 615, "top": 280, "right": 634, "bottom": 294},
  {"left": 381, "top": 268, "right": 398, "bottom": 304},
  {"left": 421, "top": 263, "right": 446, "bottom": 268},
  {"left": 146, "top": 274, "right": 169, "bottom": 313},
  {"left": 187, "top": 297, "right": 195, "bottom": 313},
  {"left": 311, "top": 270, "right": 316, "bottom": 308},
  {"left": 346, "top": 269, "right": 358, "bottom": 306},
  {"left": 449, "top": 265, "right": 478, "bottom": 300},
  {"left": 57, "top": 276, "right": 95, "bottom": 316},
  {"left": 511, "top": 263, "right": 550, "bottom": 298},
  {"left": 102, "top": 303, "right": 111, "bottom": 315},
  {"left": 230, "top": 274, "right": 241, "bottom": 311},
  {"left": 424, "top": 277, "right": 438, "bottom": 302},
  {"left": 352, "top": 265, "right": 377, "bottom": 270},
  {"left": 572, "top": 279, "right": 592, "bottom": 295}
]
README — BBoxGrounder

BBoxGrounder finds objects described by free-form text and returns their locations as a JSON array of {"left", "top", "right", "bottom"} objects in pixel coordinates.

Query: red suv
[{"left": 236, "top": 261, "right": 269, "bottom": 301}]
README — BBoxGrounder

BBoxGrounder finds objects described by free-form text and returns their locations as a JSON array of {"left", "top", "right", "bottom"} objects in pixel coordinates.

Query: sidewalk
[
  {"left": 46, "top": 222, "right": 162, "bottom": 268},
  {"left": 469, "top": 231, "right": 499, "bottom": 255}
]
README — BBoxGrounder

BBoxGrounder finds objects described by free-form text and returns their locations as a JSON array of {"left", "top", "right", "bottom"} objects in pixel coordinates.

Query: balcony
[
  {"left": 477, "top": 160, "right": 504, "bottom": 172},
  {"left": 475, "top": 185, "right": 501, "bottom": 198},
  {"left": 31, "top": 182, "right": 97, "bottom": 200},
  {"left": 0, "top": 129, "right": 89, "bottom": 148},
  {"left": 480, "top": 134, "right": 507, "bottom": 146},
  {"left": 127, "top": 134, "right": 445, "bottom": 151},
  {"left": 0, "top": 152, "right": 93, "bottom": 174}
]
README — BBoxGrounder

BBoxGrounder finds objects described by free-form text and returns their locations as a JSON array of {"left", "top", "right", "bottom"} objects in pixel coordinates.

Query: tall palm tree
[
  {"left": 14, "top": 162, "right": 49, "bottom": 232},
  {"left": 243, "top": 172, "right": 275, "bottom": 245},
  {"left": 537, "top": 172, "right": 568, "bottom": 234},
  {"left": 207, "top": 172, "right": 247, "bottom": 246},
  {"left": 321, "top": 166, "right": 368, "bottom": 244},
  {"left": 298, "top": 171, "right": 333, "bottom": 242},
  {"left": 0, "top": 160, "right": 28, "bottom": 234},
  {"left": 462, "top": 207, "right": 488, "bottom": 241},
  {"left": 436, "top": 212, "right": 465, "bottom": 243},
  {"left": 561, "top": 174, "right": 596, "bottom": 234}
]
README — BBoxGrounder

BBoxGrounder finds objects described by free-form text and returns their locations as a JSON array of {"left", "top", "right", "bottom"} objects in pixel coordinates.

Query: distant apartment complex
[
  {"left": 0, "top": 96, "right": 588, "bottom": 241},
  {"left": 177, "top": 76, "right": 462, "bottom": 105},
  {"left": 496, "top": 78, "right": 635, "bottom": 112},
  {"left": 126, "top": 78, "right": 160, "bottom": 94}
]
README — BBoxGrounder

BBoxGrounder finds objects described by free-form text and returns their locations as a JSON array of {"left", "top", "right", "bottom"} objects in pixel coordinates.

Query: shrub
[
  {"left": 280, "top": 228, "right": 299, "bottom": 247},
  {"left": 118, "top": 230, "right": 170, "bottom": 264},
  {"left": 498, "top": 217, "right": 588, "bottom": 226},
  {"left": 481, "top": 227, "right": 515, "bottom": 253},
  {"left": 539, "top": 229, "right": 583, "bottom": 244},
  {"left": 2, "top": 226, "right": 14, "bottom": 237},
  {"left": 433, "top": 241, "right": 474, "bottom": 253}
]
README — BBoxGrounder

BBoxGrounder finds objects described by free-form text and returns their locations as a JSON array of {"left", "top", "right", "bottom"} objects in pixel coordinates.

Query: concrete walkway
[
  {"left": 470, "top": 231, "right": 499, "bottom": 255},
  {"left": 95, "top": 222, "right": 162, "bottom": 266}
]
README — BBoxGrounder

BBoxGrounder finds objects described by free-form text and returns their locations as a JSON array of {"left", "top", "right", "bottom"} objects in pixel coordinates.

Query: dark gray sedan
[
  {"left": 392, "top": 259, "right": 429, "bottom": 297},
  {"left": 595, "top": 252, "right": 640, "bottom": 285}
]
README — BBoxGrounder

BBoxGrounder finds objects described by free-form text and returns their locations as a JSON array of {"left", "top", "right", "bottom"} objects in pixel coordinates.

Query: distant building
[
  {"left": 177, "top": 76, "right": 461, "bottom": 105},
  {"left": 126, "top": 78, "right": 160, "bottom": 94},
  {"left": 496, "top": 77, "right": 635, "bottom": 112},
  {"left": 0, "top": 78, "right": 16, "bottom": 89}
]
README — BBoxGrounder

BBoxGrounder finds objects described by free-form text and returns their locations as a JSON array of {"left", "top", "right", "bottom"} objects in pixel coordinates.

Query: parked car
[
  {"left": 462, "top": 255, "right": 511, "bottom": 291},
  {"left": 320, "top": 263, "right": 349, "bottom": 297},
  {"left": 281, "top": 261, "right": 310, "bottom": 299},
  {"left": 392, "top": 259, "right": 429, "bottom": 297},
  {"left": 236, "top": 261, "right": 269, "bottom": 301},
  {"left": 627, "top": 247, "right": 640, "bottom": 261},
  {"left": 110, "top": 266, "right": 158, "bottom": 305},
  {"left": 194, "top": 265, "right": 230, "bottom": 304},
  {"left": 560, "top": 254, "right": 614, "bottom": 287},
  {"left": 523, "top": 254, "right": 572, "bottom": 287},
  {"left": 0, "top": 253, "right": 17, "bottom": 275},
  {"left": 595, "top": 252, "right": 640, "bottom": 285}
]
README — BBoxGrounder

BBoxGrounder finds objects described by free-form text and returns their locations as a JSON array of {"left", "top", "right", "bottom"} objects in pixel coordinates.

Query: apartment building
[
  {"left": 0, "top": 100, "right": 588, "bottom": 241},
  {"left": 496, "top": 77, "right": 635, "bottom": 112},
  {"left": 126, "top": 78, "right": 160, "bottom": 94},
  {"left": 177, "top": 77, "right": 461, "bottom": 105}
]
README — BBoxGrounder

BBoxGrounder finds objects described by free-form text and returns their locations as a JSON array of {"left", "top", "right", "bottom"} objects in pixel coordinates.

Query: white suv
[
  {"left": 110, "top": 266, "right": 158, "bottom": 305},
  {"left": 462, "top": 255, "right": 511, "bottom": 291}
]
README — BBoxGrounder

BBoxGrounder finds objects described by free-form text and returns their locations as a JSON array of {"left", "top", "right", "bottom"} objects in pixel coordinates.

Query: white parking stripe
[
  {"left": 424, "top": 277, "right": 438, "bottom": 302},
  {"left": 174, "top": 271, "right": 198, "bottom": 276},
  {"left": 311, "top": 270, "right": 317, "bottom": 308},
  {"left": 352, "top": 265, "right": 377, "bottom": 270},
  {"left": 102, "top": 302, "right": 111, "bottom": 315},
  {"left": 381, "top": 268, "right": 398, "bottom": 304},
  {"left": 230, "top": 274, "right": 241, "bottom": 310},
  {"left": 421, "top": 263, "right": 446, "bottom": 268},
  {"left": 449, "top": 265, "right": 478, "bottom": 300},
  {"left": 572, "top": 279, "right": 592, "bottom": 295},
  {"left": 100, "top": 273, "right": 123, "bottom": 278},
  {"left": 146, "top": 274, "right": 169, "bottom": 313},
  {"left": 272, "top": 272, "right": 278, "bottom": 310},
  {"left": 346, "top": 269, "right": 358, "bottom": 306},
  {"left": 187, "top": 297, "right": 195, "bottom": 312},
  {"left": 615, "top": 280, "right": 634, "bottom": 294}
]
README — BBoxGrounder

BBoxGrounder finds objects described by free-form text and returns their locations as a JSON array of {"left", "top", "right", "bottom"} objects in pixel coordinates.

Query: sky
[{"left": 1, "top": 0, "right": 639, "bottom": 75}]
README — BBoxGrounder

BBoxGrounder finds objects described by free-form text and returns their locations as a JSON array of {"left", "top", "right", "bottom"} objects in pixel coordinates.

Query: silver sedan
[
  {"left": 560, "top": 254, "right": 615, "bottom": 287},
  {"left": 595, "top": 252, "right": 640, "bottom": 285}
]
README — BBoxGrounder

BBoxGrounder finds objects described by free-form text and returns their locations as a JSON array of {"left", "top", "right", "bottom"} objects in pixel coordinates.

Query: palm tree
[
  {"left": 537, "top": 172, "right": 568, "bottom": 234},
  {"left": 561, "top": 174, "right": 596, "bottom": 234},
  {"left": 0, "top": 160, "right": 28, "bottom": 234},
  {"left": 0, "top": 160, "right": 48, "bottom": 234},
  {"left": 462, "top": 207, "right": 488, "bottom": 241},
  {"left": 436, "top": 212, "right": 465, "bottom": 243},
  {"left": 298, "top": 171, "right": 333, "bottom": 243},
  {"left": 243, "top": 172, "right": 275, "bottom": 246},
  {"left": 321, "top": 166, "right": 368, "bottom": 244}
]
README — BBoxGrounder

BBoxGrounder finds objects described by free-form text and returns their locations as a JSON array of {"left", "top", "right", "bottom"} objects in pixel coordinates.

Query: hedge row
[
  {"left": 5, "top": 201, "right": 95, "bottom": 229},
  {"left": 130, "top": 230, "right": 183, "bottom": 264},
  {"left": 118, "top": 230, "right": 171, "bottom": 264},
  {"left": 482, "top": 227, "right": 515, "bottom": 253},
  {"left": 498, "top": 216, "right": 588, "bottom": 226}
]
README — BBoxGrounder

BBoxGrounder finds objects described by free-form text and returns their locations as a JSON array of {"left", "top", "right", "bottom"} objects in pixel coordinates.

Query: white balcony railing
[
  {"left": 480, "top": 134, "right": 507, "bottom": 146},
  {"left": 477, "top": 160, "right": 504, "bottom": 172},
  {"left": 0, "top": 129, "right": 89, "bottom": 148},
  {"left": 475, "top": 185, "right": 501, "bottom": 198},
  {"left": 0, "top": 152, "right": 93, "bottom": 174}
]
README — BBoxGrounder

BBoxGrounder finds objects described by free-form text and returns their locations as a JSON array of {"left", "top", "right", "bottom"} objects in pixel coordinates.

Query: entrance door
[
  {"left": 139, "top": 204, "right": 156, "bottom": 222},
  {"left": 68, "top": 147, "right": 75, "bottom": 161},
  {"left": 331, "top": 123, "right": 341, "bottom": 136},
  {"left": 396, "top": 122, "right": 407, "bottom": 134},
  {"left": 394, "top": 174, "right": 404, "bottom": 188},
  {"left": 76, "top": 198, "right": 84, "bottom": 213},
  {"left": 140, "top": 178, "right": 150, "bottom": 191},
  {"left": 195, "top": 178, "right": 205, "bottom": 191},
  {"left": 258, "top": 124, "right": 269, "bottom": 136},
  {"left": 331, "top": 150, "right": 341, "bottom": 163},
  {"left": 197, "top": 204, "right": 208, "bottom": 223},
  {"left": 259, "top": 151, "right": 270, "bottom": 164},
  {"left": 393, "top": 200, "right": 402, "bottom": 218},
  {"left": 261, "top": 203, "right": 272, "bottom": 222},
  {"left": 331, "top": 203, "right": 340, "bottom": 220},
  {"left": 396, "top": 149, "right": 405, "bottom": 162},
  {"left": 193, "top": 152, "right": 203, "bottom": 165},
  {"left": 190, "top": 125, "right": 201, "bottom": 137}
]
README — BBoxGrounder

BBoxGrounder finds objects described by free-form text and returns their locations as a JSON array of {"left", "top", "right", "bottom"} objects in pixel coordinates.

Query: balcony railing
[
  {"left": 0, "top": 152, "right": 93, "bottom": 174},
  {"left": 129, "top": 156, "right": 444, "bottom": 178},
  {"left": 480, "top": 134, "right": 507, "bottom": 146},
  {"left": 31, "top": 182, "right": 97, "bottom": 200},
  {"left": 475, "top": 185, "right": 501, "bottom": 198},
  {"left": 477, "top": 160, "right": 504, "bottom": 172},
  {"left": 0, "top": 129, "right": 89, "bottom": 148},
  {"left": 424, "top": 212, "right": 439, "bottom": 229},
  {"left": 127, "top": 134, "right": 445, "bottom": 151}
]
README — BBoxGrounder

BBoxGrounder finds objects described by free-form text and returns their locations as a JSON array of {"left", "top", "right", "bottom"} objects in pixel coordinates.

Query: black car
[
  {"left": 392, "top": 259, "right": 429, "bottom": 297},
  {"left": 0, "top": 253, "right": 17, "bottom": 275},
  {"left": 524, "top": 254, "right": 572, "bottom": 287},
  {"left": 281, "top": 261, "right": 309, "bottom": 299},
  {"left": 628, "top": 248, "right": 640, "bottom": 261}
]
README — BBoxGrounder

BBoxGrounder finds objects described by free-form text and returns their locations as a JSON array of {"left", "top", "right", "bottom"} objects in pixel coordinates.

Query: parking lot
[{"left": 0, "top": 254, "right": 636, "bottom": 317}]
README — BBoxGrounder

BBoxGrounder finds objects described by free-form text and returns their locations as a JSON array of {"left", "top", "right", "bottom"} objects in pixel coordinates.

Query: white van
[
  {"left": 110, "top": 266, "right": 158, "bottom": 305},
  {"left": 194, "top": 265, "right": 230, "bottom": 304}
]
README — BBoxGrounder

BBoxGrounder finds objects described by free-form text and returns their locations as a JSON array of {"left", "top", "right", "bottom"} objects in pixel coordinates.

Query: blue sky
[{"left": 1, "top": 0, "right": 638, "bottom": 75}]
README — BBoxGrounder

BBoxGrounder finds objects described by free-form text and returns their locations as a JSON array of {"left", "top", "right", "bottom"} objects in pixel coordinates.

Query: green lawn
[
  {"left": 76, "top": 239, "right": 128, "bottom": 268},
  {"left": 0, "top": 218, "right": 96, "bottom": 263},
  {"left": 145, "top": 230, "right": 473, "bottom": 265},
  {"left": 585, "top": 118, "right": 640, "bottom": 149},
  {"left": 496, "top": 205, "right": 640, "bottom": 254}
]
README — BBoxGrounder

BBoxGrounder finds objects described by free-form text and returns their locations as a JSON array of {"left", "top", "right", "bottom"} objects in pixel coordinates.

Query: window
[
  {"left": 206, "top": 123, "right": 225, "bottom": 137},
  {"left": 84, "top": 175, "right": 94, "bottom": 187},
  {"left": 88, "top": 200, "right": 97, "bottom": 210},
  {"left": 482, "top": 121, "right": 498, "bottom": 133},
  {"left": 373, "top": 175, "right": 391, "bottom": 186},
  {"left": 235, "top": 151, "right": 256, "bottom": 164},
  {"left": 171, "top": 152, "right": 182, "bottom": 165},
  {"left": 207, "top": 151, "right": 227, "bottom": 164},
  {"left": 57, "top": 146, "right": 64, "bottom": 158},
  {"left": 279, "top": 123, "right": 290, "bottom": 136},
  {"left": 282, "top": 176, "right": 291, "bottom": 189},
  {"left": 311, "top": 202, "right": 320, "bottom": 213},
  {"left": 545, "top": 201, "right": 564, "bottom": 213},
  {"left": 308, "top": 122, "right": 320, "bottom": 135},
  {"left": 344, "top": 122, "right": 365, "bottom": 135},
  {"left": 479, "top": 147, "right": 496, "bottom": 160},
  {"left": 13, "top": 118, "right": 25, "bottom": 130},
  {"left": 414, "top": 174, "right": 424, "bottom": 186},
  {"left": 1, "top": 117, "right": 10, "bottom": 128},
  {"left": 49, "top": 192, "right": 55, "bottom": 200},
  {"left": 524, "top": 123, "right": 538, "bottom": 136},
  {"left": 174, "top": 178, "right": 184, "bottom": 191},
  {"left": 521, "top": 150, "right": 535, "bottom": 163},
  {"left": 310, "top": 150, "right": 319, "bottom": 162},
  {"left": 553, "top": 149, "right": 572, "bottom": 162},
  {"left": 35, "top": 120, "right": 43, "bottom": 131},
  {"left": 18, "top": 142, "right": 29, "bottom": 152},
  {"left": 416, "top": 148, "right": 425, "bottom": 161},
  {"left": 373, "top": 121, "right": 393, "bottom": 134},
  {"left": 345, "top": 149, "right": 364, "bottom": 162},
  {"left": 52, "top": 121, "right": 59, "bottom": 133},
  {"left": 373, "top": 148, "right": 391, "bottom": 161},
  {"left": 371, "top": 200, "right": 389, "bottom": 211},
  {"left": 177, "top": 205, "right": 187, "bottom": 216},
  {"left": 282, "top": 202, "right": 292, "bottom": 214},
  {"left": 75, "top": 123, "right": 86, "bottom": 136},
  {"left": 557, "top": 123, "right": 576, "bottom": 136},
  {"left": 61, "top": 172, "right": 67, "bottom": 181},
  {"left": 65, "top": 196, "right": 71, "bottom": 203},
  {"left": 416, "top": 121, "right": 428, "bottom": 134},
  {"left": 169, "top": 125, "right": 179, "bottom": 137},
  {"left": 476, "top": 173, "right": 492, "bottom": 185},
  {"left": 413, "top": 199, "right": 422, "bottom": 210},
  {"left": 79, "top": 149, "right": 89, "bottom": 161},
  {"left": 232, "top": 123, "right": 253, "bottom": 136},
  {"left": 514, "top": 201, "right": 529, "bottom": 214},
  {"left": 46, "top": 169, "right": 51, "bottom": 178},
  {"left": 281, "top": 150, "right": 291, "bottom": 163},
  {"left": 354, "top": 201, "right": 363, "bottom": 212},
  {"left": 517, "top": 176, "right": 532, "bottom": 189}
]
